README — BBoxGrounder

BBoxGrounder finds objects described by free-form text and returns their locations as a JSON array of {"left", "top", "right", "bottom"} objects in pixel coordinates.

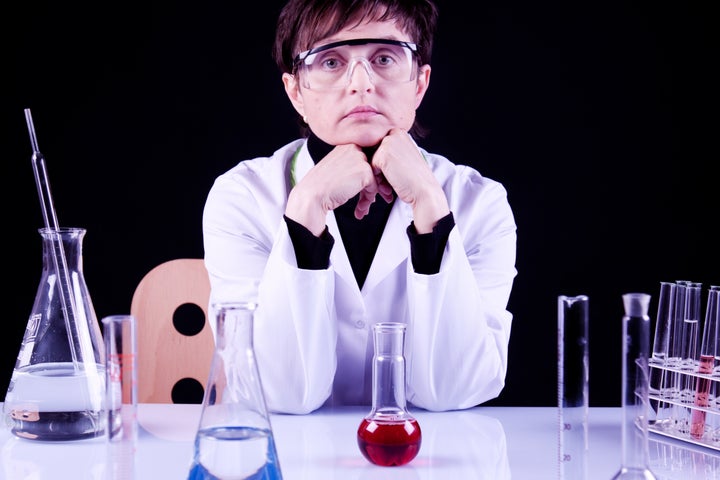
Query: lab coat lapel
[
  {"left": 327, "top": 200, "right": 411, "bottom": 297},
  {"left": 294, "top": 145, "right": 359, "bottom": 294},
  {"left": 326, "top": 213, "right": 356, "bottom": 291},
  {"left": 361, "top": 200, "right": 412, "bottom": 294}
]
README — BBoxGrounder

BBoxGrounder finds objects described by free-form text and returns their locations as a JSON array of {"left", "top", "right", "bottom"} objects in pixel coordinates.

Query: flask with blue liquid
[{"left": 188, "top": 302, "right": 282, "bottom": 480}]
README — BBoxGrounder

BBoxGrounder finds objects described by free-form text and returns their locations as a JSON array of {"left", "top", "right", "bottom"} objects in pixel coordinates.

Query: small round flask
[{"left": 357, "top": 322, "right": 421, "bottom": 466}]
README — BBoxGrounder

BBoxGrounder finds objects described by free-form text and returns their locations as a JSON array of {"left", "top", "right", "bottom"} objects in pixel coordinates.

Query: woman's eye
[
  {"left": 375, "top": 55, "right": 394, "bottom": 66},
  {"left": 321, "top": 58, "right": 342, "bottom": 70}
]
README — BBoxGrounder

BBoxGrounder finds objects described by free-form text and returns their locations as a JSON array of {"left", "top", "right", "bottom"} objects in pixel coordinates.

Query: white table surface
[{"left": 1, "top": 403, "right": 717, "bottom": 479}]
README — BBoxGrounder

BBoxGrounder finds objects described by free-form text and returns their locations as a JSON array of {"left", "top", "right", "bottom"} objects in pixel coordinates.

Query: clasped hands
[{"left": 286, "top": 129, "right": 450, "bottom": 236}]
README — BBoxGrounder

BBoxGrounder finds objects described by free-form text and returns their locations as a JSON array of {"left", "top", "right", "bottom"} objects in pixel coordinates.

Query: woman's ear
[
  {"left": 414, "top": 65, "right": 431, "bottom": 109},
  {"left": 282, "top": 73, "right": 305, "bottom": 118}
]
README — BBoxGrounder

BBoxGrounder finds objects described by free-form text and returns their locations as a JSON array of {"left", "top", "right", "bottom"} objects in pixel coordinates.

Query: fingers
[
  {"left": 376, "top": 174, "right": 394, "bottom": 204},
  {"left": 354, "top": 187, "right": 377, "bottom": 219},
  {"left": 302, "top": 143, "right": 397, "bottom": 220}
]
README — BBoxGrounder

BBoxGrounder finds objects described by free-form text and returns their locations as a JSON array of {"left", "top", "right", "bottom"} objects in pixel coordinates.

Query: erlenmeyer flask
[
  {"left": 3, "top": 227, "right": 105, "bottom": 441},
  {"left": 188, "top": 302, "right": 283, "bottom": 480},
  {"left": 357, "top": 322, "right": 421, "bottom": 467}
]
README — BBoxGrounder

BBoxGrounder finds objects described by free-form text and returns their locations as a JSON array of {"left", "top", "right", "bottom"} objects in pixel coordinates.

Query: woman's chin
[
  {"left": 344, "top": 130, "right": 386, "bottom": 148},
  {"left": 321, "top": 123, "right": 391, "bottom": 147}
]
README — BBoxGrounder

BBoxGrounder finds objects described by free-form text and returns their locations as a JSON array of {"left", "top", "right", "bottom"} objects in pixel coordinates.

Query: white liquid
[{"left": 4, "top": 362, "right": 105, "bottom": 411}]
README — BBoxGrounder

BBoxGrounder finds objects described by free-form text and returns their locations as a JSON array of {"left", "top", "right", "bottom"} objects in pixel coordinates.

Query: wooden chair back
[{"left": 130, "top": 258, "right": 214, "bottom": 403}]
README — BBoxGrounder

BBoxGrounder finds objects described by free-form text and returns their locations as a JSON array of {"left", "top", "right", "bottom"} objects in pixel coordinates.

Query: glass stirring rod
[
  {"left": 25, "top": 108, "right": 81, "bottom": 366},
  {"left": 26, "top": 109, "right": 61, "bottom": 231}
]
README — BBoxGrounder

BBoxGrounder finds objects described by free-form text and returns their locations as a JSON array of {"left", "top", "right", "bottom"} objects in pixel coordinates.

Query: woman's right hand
[{"left": 285, "top": 144, "right": 391, "bottom": 236}]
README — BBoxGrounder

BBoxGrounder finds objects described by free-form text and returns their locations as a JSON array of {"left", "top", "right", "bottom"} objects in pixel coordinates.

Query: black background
[{"left": 3, "top": 0, "right": 715, "bottom": 407}]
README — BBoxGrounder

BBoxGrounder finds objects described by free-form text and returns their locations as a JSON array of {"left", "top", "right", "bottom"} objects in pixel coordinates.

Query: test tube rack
[{"left": 648, "top": 363, "right": 720, "bottom": 452}]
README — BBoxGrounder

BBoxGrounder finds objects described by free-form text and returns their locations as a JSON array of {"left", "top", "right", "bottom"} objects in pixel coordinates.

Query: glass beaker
[
  {"left": 357, "top": 322, "right": 421, "bottom": 467},
  {"left": 188, "top": 302, "right": 283, "bottom": 480},
  {"left": 3, "top": 227, "right": 105, "bottom": 441}
]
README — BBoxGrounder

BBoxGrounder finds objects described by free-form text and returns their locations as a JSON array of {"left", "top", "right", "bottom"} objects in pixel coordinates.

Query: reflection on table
[{"left": 1, "top": 404, "right": 718, "bottom": 479}]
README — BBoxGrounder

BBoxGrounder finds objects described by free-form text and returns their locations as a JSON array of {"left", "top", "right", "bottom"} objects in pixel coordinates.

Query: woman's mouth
[{"left": 346, "top": 106, "right": 379, "bottom": 119}]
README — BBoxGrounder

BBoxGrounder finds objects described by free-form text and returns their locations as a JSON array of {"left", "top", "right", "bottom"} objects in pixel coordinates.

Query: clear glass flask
[
  {"left": 188, "top": 302, "right": 282, "bottom": 480},
  {"left": 3, "top": 227, "right": 105, "bottom": 441},
  {"left": 357, "top": 322, "right": 421, "bottom": 467},
  {"left": 611, "top": 293, "right": 657, "bottom": 480}
]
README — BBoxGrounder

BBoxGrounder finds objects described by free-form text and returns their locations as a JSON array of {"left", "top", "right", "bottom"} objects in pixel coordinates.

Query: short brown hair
[{"left": 273, "top": 0, "right": 438, "bottom": 74}]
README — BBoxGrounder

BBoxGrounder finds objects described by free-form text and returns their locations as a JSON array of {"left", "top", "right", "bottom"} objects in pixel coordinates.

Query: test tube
[
  {"left": 691, "top": 287, "right": 719, "bottom": 440},
  {"left": 649, "top": 282, "right": 676, "bottom": 427},
  {"left": 711, "top": 285, "right": 720, "bottom": 379},
  {"left": 676, "top": 283, "right": 702, "bottom": 434},
  {"left": 714, "top": 286, "right": 720, "bottom": 446},
  {"left": 681, "top": 283, "right": 702, "bottom": 372},
  {"left": 665, "top": 281, "right": 688, "bottom": 431},
  {"left": 557, "top": 295, "right": 589, "bottom": 480}
]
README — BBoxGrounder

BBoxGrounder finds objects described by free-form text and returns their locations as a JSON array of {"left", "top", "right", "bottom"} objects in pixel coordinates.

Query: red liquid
[
  {"left": 357, "top": 418, "right": 421, "bottom": 466},
  {"left": 690, "top": 354, "right": 715, "bottom": 439}
]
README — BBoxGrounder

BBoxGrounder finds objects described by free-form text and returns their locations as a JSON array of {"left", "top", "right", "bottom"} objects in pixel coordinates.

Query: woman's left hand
[{"left": 372, "top": 129, "right": 450, "bottom": 233}]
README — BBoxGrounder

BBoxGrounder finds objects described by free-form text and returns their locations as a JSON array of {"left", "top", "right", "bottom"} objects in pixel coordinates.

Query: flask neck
[
  {"left": 215, "top": 303, "right": 257, "bottom": 352},
  {"left": 40, "top": 227, "right": 86, "bottom": 272},
  {"left": 205, "top": 302, "right": 264, "bottom": 409},
  {"left": 370, "top": 323, "right": 409, "bottom": 415}
]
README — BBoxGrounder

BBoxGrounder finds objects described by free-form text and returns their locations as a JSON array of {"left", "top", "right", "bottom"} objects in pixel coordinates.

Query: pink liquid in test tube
[{"left": 690, "top": 287, "right": 718, "bottom": 440}]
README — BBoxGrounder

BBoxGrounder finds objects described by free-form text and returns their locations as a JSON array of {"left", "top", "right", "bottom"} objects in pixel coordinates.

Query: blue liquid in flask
[{"left": 188, "top": 426, "right": 282, "bottom": 480}]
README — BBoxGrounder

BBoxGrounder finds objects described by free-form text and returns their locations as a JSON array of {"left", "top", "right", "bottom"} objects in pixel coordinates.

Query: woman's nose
[{"left": 345, "top": 58, "right": 375, "bottom": 90}]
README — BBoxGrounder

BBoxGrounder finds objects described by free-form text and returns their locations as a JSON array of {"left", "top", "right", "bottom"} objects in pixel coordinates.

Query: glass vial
[
  {"left": 357, "top": 322, "right": 421, "bottom": 467},
  {"left": 188, "top": 302, "right": 282, "bottom": 480},
  {"left": 3, "top": 227, "right": 105, "bottom": 441},
  {"left": 557, "top": 295, "right": 589, "bottom": 480},
  {"left": 611, "top": 293, "right": 658, "bottom": 480}
]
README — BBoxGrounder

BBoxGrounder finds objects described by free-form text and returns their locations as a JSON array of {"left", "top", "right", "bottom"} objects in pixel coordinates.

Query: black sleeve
[
  {"left": 406, "top": 212, "right": 455, "bottom": 275},
  {"left": 284, "top": 215, "right": 334, "bottom": 269}
]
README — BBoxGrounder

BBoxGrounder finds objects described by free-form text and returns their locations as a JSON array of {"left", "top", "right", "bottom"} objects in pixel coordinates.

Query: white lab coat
[{"left": 203, "top": 138, "right": 517, "bottom": 414}]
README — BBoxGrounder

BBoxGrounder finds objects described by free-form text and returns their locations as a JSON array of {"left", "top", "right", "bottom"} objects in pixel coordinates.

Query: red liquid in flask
[{"left": 357, "top": 418, "right": 421, "bottom": 466}]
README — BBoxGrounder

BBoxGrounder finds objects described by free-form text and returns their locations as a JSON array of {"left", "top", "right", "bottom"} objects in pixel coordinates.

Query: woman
[{"left": 203, "top": 0, "right": 517, "bottom": 414}]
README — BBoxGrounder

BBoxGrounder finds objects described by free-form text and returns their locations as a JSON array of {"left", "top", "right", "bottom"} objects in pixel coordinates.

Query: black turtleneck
[{"left": 284, "top": 132, "right": 454, "bottom": 289}]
